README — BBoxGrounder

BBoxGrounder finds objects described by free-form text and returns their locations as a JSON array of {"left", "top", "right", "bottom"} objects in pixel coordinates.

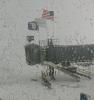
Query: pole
[
  {"left": 37, "top": 28, "right": 40, "bottom": 46},
  {"left": 51, "top": 0, "right": 55, "bottom": 39}
]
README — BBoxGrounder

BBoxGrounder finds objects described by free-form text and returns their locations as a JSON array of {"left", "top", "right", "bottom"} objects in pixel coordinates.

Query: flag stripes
[{"left": 42, "top": 9, "right": 54, "bottom": 21}]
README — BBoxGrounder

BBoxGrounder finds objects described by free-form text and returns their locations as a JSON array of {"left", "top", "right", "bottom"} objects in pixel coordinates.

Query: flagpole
[
  {"left": 46, "top": 24, "right": 49, "bottom": 41},
  {"left": 52, "top": 19, "right": 55, "bottom": 39},
  {"left": 51, "top": 0, "right": 55, "bottom": 40},
  {"left": 37, "top": 28, "right": 40, "bottom": 46},
  {"left": 41, "top": 8, "right": 55, "bottom": 42}
]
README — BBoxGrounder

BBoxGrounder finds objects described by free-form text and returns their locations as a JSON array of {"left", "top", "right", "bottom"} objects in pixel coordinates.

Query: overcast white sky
[{"left": 0, "top": 0, "right": 94, "bottom": 45}]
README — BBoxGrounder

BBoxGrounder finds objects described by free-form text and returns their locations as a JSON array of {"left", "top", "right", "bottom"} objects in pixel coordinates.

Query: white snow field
[
  {"left": 0, "top": 64, "right": 93, "bottom": 100},
  {"left": 0, "top": 0, "right": 94, "bottom": 100}
]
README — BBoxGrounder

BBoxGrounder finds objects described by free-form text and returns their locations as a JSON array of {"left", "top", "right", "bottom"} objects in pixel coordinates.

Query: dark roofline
[{"left": 52, "top": 44, "right": 94, "bottom": 48}]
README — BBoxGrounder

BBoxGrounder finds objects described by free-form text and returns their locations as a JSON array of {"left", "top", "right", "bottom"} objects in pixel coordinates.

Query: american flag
[{"left": 42, "top": 9, "right": 54, "bottom": 21}]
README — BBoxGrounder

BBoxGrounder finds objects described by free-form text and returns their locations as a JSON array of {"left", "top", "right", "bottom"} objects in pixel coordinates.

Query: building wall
[{"left": 46, "top": 44, "right": 94, "bottom": 64}]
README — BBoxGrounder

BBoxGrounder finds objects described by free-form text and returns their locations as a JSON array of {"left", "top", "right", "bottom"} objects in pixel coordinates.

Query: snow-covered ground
[
  {"left": 0, "top": 64, "right": 93, "bottom": 100},
  {"left": 1, "top": 0, "right": 94, "bottom": 100}
]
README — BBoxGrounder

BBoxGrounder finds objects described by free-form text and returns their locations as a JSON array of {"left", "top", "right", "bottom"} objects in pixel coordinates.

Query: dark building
[
  {"left": 46, "top": 44, "right": 94, "bottom": 64},
  {"left": 25, "top": 38, "right": 94, "bottom": 65},
  {"left": 25, "top": 43, "right": 40, "bottom": 65}
]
